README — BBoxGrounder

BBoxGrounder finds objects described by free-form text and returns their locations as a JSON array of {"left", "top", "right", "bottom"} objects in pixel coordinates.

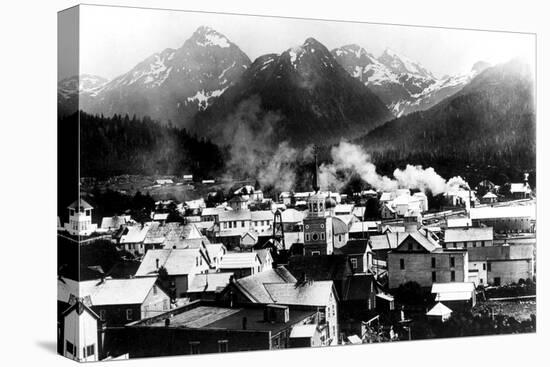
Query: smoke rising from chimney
[
  {"left": 319, "top": 141, "right": 468, "bottom": 194},
  {"left": 221, "top": 96, "right": 313, "bottom": 192}
]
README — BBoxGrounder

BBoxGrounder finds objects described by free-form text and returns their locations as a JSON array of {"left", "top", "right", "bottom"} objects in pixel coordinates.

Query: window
[
  {"left": 196, "top": 257, "right": 199, "bottom": 266},
  {"left": 305, "top": 233, "right": 310, "bottom": 241},
  {"left": 350, "top": 258, "right": 358, "bottom": 269},
  {"left": 218, "top": 340, "right": 228, "bottom": 353},
  {"left": 190, "top": 342, "right": 201, "bottom": 354},
  {"left": 320, "top": 232, "right": 325, "bottom": 240},
  {"left": 99, "top": 310, "right": 106, "bottom": 321},
  {"left": 442, "top": 243, "right": 447, "bottom": 249},
  {"left": 483, "top": 263, "right": 486, "bottom": 271},
  {"left": 241, "top": 221, "right": 245, "bottom": 227},
  {"left": 312, "top": 251, "right": 321, "bottom": 256},
  {"left": 312, "top": 233, "right": 319, "bottom": 241},
  {"left": 487, "top": 263, "right": 492, "bottom": 272},
  {"left": 338, "top": 234, "right": 342, "bottom": 242},
  {"left": 400, "top": 259, "right": 405, "bottom": 270},
  {"left": 332, "top": 304, "right": 336, "bottom": 317},
  {"left": 408, "top": 243, "right": 413, "bottom": 251},
  {"left": 432, "top": 271, "right": 436, "bottom": 282},
  {"left": 481, "top": 241, "right": 486, "bottom": 247},
  {"left": 431, "top": 257, "right": 436, "bottom": 268},
  {"left": 86, "top": 344, "right": 95, "bottom": 357},
  {"left": 320, "top": 223, "right": 325, "bottom": 229},
  {"left": 66, "top": 341, "right": 75, "bottom": 356},
  {"left": 451, "top": 271, "right": 455, "bottom": 281},
  {"left": 480, "top": 278, "right": 484, "bottom": 284},
  {"left": 153, "top": 285, "right": 157, "bottom": 295},
  {"left": 450, "top": 257, "right": 455, "bottom": 267},
  {"left": 126, "top": 309, "right": 133, "bottom": 320}
]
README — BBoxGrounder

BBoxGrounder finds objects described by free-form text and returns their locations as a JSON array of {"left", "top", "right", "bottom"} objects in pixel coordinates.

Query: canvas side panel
[{"left": 57, "top": 5, "right": 80, "bottom": 359}]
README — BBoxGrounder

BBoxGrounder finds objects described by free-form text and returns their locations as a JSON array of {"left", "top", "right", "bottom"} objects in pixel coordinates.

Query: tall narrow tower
[{"left": 303, "top": 148, "right": 333, "bottom": 256}]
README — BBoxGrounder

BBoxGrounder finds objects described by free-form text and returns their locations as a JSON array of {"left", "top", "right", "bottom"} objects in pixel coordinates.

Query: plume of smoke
[
  {"left": 222, "top": 96, "right": 313, "bottom": 191},
  {"left": 321, "top": 141, "right": 468, "bottom": 195}
]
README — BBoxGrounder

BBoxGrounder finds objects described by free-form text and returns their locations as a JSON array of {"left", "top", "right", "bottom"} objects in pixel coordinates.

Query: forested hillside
[
  {"left": 358, "top": 59, "right": 535, "bottom": 186},
  {"left": 71, "top": 112, "right": 225, "bottom": 178}
]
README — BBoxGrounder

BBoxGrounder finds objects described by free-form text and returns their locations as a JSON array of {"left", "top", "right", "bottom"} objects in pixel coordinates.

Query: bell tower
[{"left": 303, "top": 148, "right": 333, "bottom": 256}]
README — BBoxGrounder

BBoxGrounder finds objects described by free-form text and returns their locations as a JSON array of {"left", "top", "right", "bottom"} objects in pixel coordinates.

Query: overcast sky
[{"left": 71, "top": 4, "right": 535, "bottom": 81}]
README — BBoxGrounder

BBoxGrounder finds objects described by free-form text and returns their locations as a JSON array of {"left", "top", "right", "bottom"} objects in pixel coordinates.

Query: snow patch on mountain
[{"left": 186, "top": 87, "right": 228, "bottom": 111}]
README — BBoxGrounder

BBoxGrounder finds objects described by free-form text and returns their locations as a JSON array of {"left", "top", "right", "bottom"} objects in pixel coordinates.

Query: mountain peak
[{"left": 191, "top": 25, "right": 231, "bottom": 48}]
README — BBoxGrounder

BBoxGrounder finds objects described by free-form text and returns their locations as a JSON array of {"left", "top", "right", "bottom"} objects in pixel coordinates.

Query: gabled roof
[
  {"left": 62, "top": 300, "right": 100, "bottom": 320},
  {"left": 254, "top": 249, "right": 273, "bottom": 266},
  {"left": 334, "top": 204, "right": 354, "bottom": 214},
  {"left": 218, "top": 210, "right": 252, "bottom": 222},
  {"left": 144, "top": 222, "right": 204, "bottom": 247},
  {"left": 432, "top": 282, "right": 475, "bottom": 301},
  {"left": 58, "top": 276, "right": 160, "bottom": 306},
  {"left": 332, "top": 217, "right": 350, "bottom": 235},
  {"left": 369, "top": 233, "right": 403, "bottom": 251},
  {"left": 100, "top": 215, "right": 131, "bottom": 229},
  {"left": 219, "top": 252, "right": 259, "bottom": 269},
  {"left": 250, "top": 210, "right": 274, "bottom": 221},
  {"left": 482, "top": 192, "right": 498, "bottom": 199},
  {"left": 241, "top": 231, "right": 259, "bottom": 242},
  {"left": 395, "top": 231, "right": 440, "bottom": 252},
  {"left": 426, "top": 302, "right": 452, "bottom": 317},
  {"left": 233, "top": 267, "right": 297, "bottom": 303},
  {"left": 263, "top": 281, "right": 335, "bottom": 307},
  {"left": 135, "top": 248, "right": 207, "bottom": 276},
  {"left": 205, "top": 243, "right": 226, "bottom": 258},
  {"left": 444, "top": 227, "right": 493, "bottom": 243},
  {"left": 290, "top": 324, "right": 319, "bottom": 338},
  {"left": 120, "top": 223, "right": 152, "bottom": 244},
  {"left": 67, "top": 199, "right": 93, "bottom": 210}
]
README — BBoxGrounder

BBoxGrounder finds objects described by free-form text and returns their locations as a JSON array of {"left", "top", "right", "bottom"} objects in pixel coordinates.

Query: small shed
[{"left": 426, "top": 302, "right": 453, "bottom": 322}]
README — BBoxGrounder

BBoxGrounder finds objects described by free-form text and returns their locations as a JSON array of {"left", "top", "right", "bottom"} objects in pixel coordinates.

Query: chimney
[{"left": 242, "top": 317, "right": 247, "bottom": 330}]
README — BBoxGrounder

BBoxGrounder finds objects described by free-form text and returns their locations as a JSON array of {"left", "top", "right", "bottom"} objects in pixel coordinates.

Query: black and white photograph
[{"left": 54, "top": 2, "right": 539, "bottom": 363}]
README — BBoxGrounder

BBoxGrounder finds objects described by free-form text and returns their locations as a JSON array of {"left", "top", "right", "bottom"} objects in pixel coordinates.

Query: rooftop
[
  {"left": 234, "top": 267, "right": 297, "bottom": 303},
  {"left": 135, "top": 248, "right": 207, "bottom": 276},
  {"left": 219, "top": 252, "right": 259, "bottom": 269},
  {"left": 444, "top": 227, "right": 493, "bottom": 243},
  {"left": 67, "top": 199, "right": 94, "bottom": 210},
  {"left": 142, "top": 303, "right": 316, "bottom": 335},
  {"left": 58, "top": 276, "right": 159, "bottom": 306}
]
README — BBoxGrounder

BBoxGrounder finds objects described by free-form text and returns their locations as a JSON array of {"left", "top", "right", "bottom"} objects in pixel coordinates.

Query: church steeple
[{"left": 312, "top": 146, "right": 320, "bottom": 193}]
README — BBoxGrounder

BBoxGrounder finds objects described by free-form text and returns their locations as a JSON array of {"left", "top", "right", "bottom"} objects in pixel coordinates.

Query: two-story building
[
  {"left": 58, "top": 276, "right": 171, "bottom": 326},
  {"left": 387, "top": 229, "right": 468, "bottom": 290},
  {"left": 224, "top": 268, "right": 340, "bottom": 345},
  {"left": 135, "top": 248, "right": 211, "bottom": 298}
]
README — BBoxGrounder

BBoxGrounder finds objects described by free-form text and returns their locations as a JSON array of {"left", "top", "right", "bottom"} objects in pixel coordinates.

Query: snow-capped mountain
[
  {"left": 332, "top": 45, "right": 490, "bottom": 117},
  {"left": 59, "top": 26, "right": 251, "bottom": 126},
  {"left": 57, "top": 74, "right": 108, "bottom": 117},
  {"left": 193, "top": 37, "right": 392, "bottom": 146}
]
